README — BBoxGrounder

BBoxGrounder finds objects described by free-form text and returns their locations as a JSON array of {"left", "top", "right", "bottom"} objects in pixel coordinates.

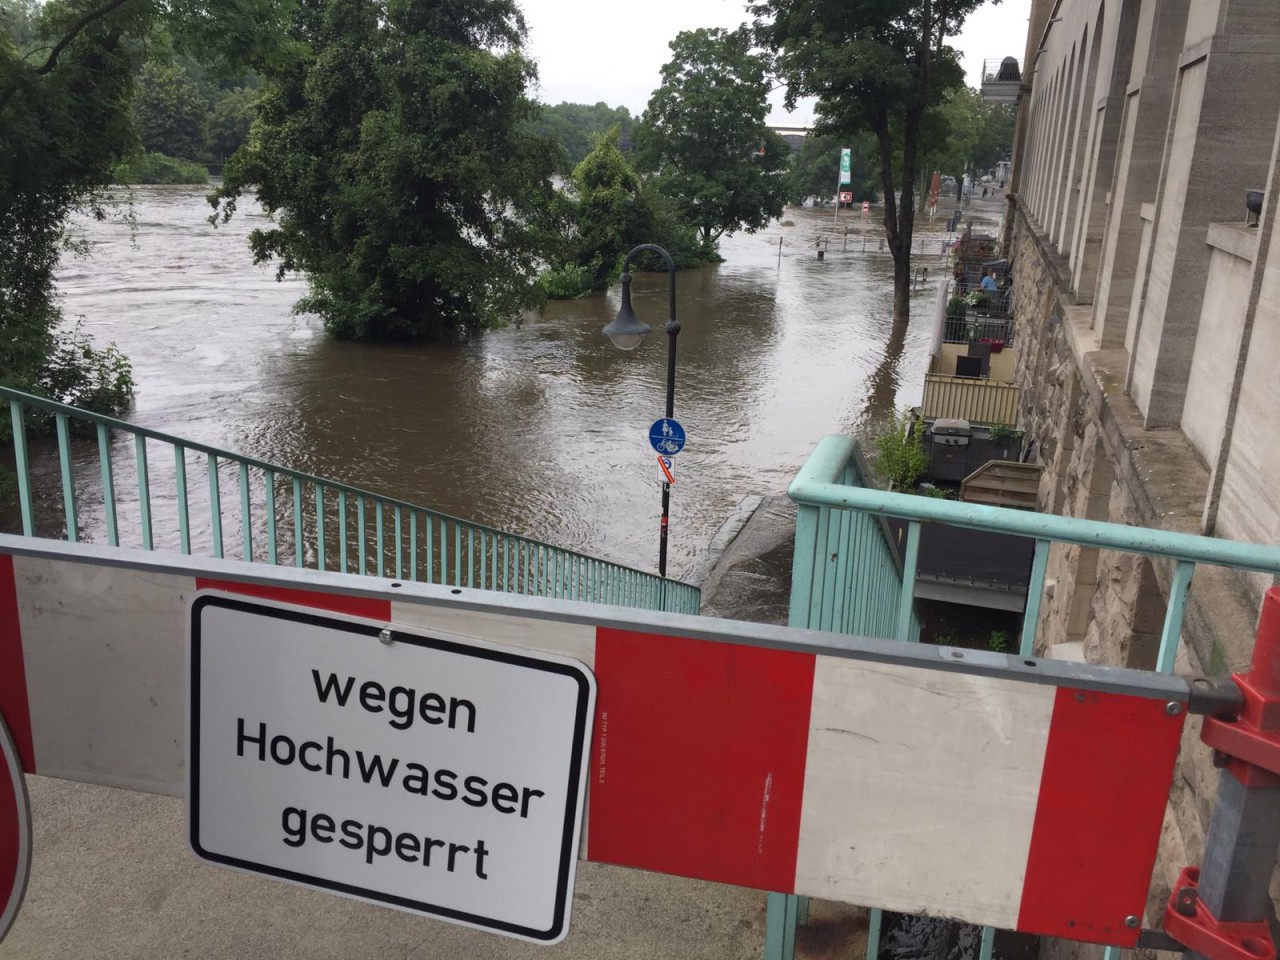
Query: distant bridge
[{"left": 769, "top": 124, "right": 813, "bottom": 153}]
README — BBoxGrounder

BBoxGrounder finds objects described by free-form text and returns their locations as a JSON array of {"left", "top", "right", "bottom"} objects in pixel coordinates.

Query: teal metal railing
[
  {"left": 1, "top": 387, "right": 700, "bottom": 615},
  {"left": 767, "top": 434, "right": 1280, "bottom": 960},
  {"left": 787, "top": 435, "right": 921, "bottom": 642}
]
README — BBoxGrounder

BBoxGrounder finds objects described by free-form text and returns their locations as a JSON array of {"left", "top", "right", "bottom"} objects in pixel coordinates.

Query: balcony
[{"left": 980, "top": 58, "right": 1023, "bottom": 105}]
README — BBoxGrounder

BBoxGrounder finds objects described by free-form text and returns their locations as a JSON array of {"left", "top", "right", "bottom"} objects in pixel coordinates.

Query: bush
[
  {"left": 114, "top": 152, "right": 209, "bottom": 185},
  {"left": 40, "top": 326, "right": 134, "bottom": 415},
  {"left": 538, "top": 262, "right": 594, "bottom": 300},
  {"left": 946, "top": 295, "right": 966, "bottom": 319},
  {"left": 989, "top": 424, "right": 1024, "bottom": 446},
  {"left": 872, "top": 409, "right": 927, "bottom": 491}
]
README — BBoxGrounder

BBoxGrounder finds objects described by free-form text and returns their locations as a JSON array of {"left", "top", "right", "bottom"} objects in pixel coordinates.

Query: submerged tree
[
  {"left": 634, "top": 26, "right": 789, "bottom": 253},
  {"left": 214, "top": 0, "right": 562, "bottom": 341},
  {"left": 540, "top": 126, "right": 656, "bottom": 298},
  {"left": 753, "top": 0, "right": 992, "bottom": 325}
]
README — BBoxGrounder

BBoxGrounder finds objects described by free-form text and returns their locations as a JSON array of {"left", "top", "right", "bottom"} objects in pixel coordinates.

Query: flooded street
[{"left": 50, "top": 186, "right": 996, "bottom": 577}]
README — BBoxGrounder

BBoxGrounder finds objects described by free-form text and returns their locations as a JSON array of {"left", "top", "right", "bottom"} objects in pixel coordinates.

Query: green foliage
[
  {"left": 540, "top": 125, "right": 682, "bottom": 299},
  {"left": 988, "top": 424, "right": 1023, "bottom": 447},
  {"left": 37, "top": 324, "right": 134, "bottom": 415},
  {"left": 922, "top": 88, "right": 1015, "bottom": 200},
  {"left": 872, "top": 409, "right": 927, "bottom": 491},
  {"left": 531, "top": 101, "right": 631, "bottom": 170},
  {"left": 214, "top": 0, "right": 562, "bottom": 342},
  {"left": 988, "top": 629, "right": 1011, "bottom": 653},
  {"left": 206, "top": 86, "right": 258, "bottom": 159},
  {"left": 134, "top": 62, "right": 208, "bottom": 160},
  {"left": 566, "top": 126, "right": 653, "bottom": 291},
  {"left": 785, "top": 133, "right": 878, "bottom": 205},
  {"left": 114, "top": 151, "right": 209, "bottom": 184},
  {"left": 537, "top": 262, "right": 592, "bottom": 300},
  {"left": 753, "top": 0, "right": 991, "bottom": 323},
  {"left": 946, "top": 295, "right": 966, "bottom": 319},
  {"left": 971, "top": 102, "right": 1015, "bottom": 178},
  {"left": 634, "top": 26, "right": 788, "bottom": 250}
]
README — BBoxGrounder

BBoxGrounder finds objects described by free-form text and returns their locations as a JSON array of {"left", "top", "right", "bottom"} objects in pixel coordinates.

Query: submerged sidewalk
[{"left": 1, "top": 492, "right": 869, "bottom": 960}]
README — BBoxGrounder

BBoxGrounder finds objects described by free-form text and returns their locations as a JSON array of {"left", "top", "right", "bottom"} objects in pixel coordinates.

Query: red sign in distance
[{"left": 0, "top": 711, "right": 31, "bottom": 943}]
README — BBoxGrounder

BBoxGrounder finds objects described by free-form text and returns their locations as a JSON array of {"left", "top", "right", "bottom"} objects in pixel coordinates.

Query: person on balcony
[{"left": 981, "top": 268, "right": 999, "bottom": 292}]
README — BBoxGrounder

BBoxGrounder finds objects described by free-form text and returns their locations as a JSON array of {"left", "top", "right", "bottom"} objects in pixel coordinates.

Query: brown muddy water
[{"left": 45, "top": 186, "right": 1001, "bottom": 578}]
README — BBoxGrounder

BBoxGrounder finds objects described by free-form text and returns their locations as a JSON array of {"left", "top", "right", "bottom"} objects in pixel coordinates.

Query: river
[{"left": 48, "top": 185, "right": 998, "bottom": 579}]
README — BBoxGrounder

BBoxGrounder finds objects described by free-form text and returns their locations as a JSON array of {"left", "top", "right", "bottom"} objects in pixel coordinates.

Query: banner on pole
[{"left": 839, "top": 148, "right": 852, "bottom": 185}]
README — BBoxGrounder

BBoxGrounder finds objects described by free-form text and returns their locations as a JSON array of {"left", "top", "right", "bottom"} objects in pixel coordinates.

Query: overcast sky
[{"left": 521, "top": 0, "right": 1033, "bottom": 125}]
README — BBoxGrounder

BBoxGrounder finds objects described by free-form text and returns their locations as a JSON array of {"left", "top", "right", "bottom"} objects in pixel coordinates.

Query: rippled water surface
[{"left": 51, "top": 186, "right": 999, "bottom": 577}]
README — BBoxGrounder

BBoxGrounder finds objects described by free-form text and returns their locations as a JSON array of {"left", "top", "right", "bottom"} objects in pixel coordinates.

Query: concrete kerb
[{"left": 695, "top": 494, "right": 798, "bottom": 625}]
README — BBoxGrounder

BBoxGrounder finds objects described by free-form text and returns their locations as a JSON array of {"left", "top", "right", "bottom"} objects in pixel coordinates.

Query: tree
[
  {"left": 923, "top": 86, "right": 984, "bottom": 201},
  {"left": 634, "top": 26, "right": 789, "bottom": 251},
  {"left": 971, "top": 101, "right": 1015, "bottom": 178},
  {"left": 206, "top": 86, "right": 258, "bottom": 160},
  {"left": 531, "top": 101, "right": 632, "bottom": 170},
  {"left": 785, "top": 133, "right": 878, "bottom": 206},
  {"left": 133, "top": 61, "right": 207, "bottom": 160},
  {"left": 214, "top": 0, "right": 562, "bottom": 342},
  {"left": 754, "top": 0, "right": 992, "bottom": 325},
  {"left": 542, "top": 125, "right": 657, "bottom": 297}
]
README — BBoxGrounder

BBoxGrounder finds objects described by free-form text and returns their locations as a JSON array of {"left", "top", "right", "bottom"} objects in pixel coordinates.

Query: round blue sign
[{"left": 649, "top": 418, "right": 686, "bottom": 455}]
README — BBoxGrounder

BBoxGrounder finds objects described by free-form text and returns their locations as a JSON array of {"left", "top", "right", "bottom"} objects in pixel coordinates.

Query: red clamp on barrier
[
  {"left": 1201, "top": 589, "right": 1280, "bottom": 787},
  {"left": 1163, "top": 868, "right": 1276, "bottom": 960}
]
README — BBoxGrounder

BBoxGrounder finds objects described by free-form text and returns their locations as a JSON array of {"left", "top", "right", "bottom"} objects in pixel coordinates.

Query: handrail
[
  {"left": 790, "top": 437, "right": 1280, "bottom": 575},
  {"left": 2, "top": 386, "right": 700, "bottom": 614},
  {"left": 785, "top": 433, "right": 1280, "bottom": 960}
]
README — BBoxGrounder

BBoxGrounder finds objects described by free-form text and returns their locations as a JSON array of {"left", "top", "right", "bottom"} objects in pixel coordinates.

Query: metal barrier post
[
  {"left": 1163, "top": 587, "right": 1280, "bottom": 960},
  {"left": 765, "top": 892, "right": 800, "bottom": 960}
]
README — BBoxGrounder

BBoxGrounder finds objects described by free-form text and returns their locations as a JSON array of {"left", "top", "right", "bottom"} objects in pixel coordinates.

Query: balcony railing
[
  {"left": 922, "top": 374, "right": 1020, "bottom": 426},
  {"left": 942, "top": 315, "right": 1016, "bottom": 346}
]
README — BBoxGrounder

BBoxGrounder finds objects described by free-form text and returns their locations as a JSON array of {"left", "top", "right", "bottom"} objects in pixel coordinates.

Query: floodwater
[{"left": 45, "top": 186, "right": 997, "bottom": 578}]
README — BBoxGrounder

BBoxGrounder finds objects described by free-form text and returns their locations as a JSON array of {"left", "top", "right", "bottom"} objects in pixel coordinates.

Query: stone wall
[{"left": 1006, "top": 199, "right": 1275, "bottom": 960}]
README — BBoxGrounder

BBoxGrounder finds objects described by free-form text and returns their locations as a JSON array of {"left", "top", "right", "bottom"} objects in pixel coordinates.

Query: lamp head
[{"left": 602, "top": 271, "right": 651, "bottom": 351}]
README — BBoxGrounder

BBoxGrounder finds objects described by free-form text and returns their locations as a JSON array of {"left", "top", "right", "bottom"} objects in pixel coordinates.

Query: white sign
[
  {"left": 188, "top": 593, "right": 596, "bottom": 944},
  {"left": 657, "top": 455, "right": 675, "bottom": 485}
]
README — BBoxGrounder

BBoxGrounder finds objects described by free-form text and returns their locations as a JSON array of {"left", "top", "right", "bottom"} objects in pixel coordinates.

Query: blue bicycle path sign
[{"left": 649, "top": 418, "right": 686, "bottom": 455}]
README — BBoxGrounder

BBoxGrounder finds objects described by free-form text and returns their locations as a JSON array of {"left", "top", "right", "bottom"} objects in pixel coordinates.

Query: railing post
[{"left": 8, "top": 402, "right": 33, "bottom": 537}]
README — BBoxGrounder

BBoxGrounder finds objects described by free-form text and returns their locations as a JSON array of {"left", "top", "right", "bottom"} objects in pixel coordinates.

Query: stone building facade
[{"left": 1002, "top": 0, "right": 1280, "bottom": 955}]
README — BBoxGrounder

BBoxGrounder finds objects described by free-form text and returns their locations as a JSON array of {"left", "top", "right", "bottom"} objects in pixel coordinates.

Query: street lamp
[{"left": 602, "top": 243, "right": 680, "bottom": 578}]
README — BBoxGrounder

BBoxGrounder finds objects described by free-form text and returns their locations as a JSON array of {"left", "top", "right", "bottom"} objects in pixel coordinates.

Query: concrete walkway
[{"left": 1, "top": 495, "right": 866, "bottom": 960}]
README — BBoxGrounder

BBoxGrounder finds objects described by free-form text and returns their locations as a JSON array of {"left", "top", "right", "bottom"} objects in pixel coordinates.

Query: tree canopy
[
  {"left": 214, "top": 0, "right": 562, "bottom": 341},
  {"left": 634, "top": 26, "right": 789, "bottom": 251},
  {"left": 134, "top": 62, "right": 207, "bottom": 161},
  {"left": 753, "top": 0, "right": 993, "bottom": 324},
  {"left": 921, "top": 87, "right": 1014, "bottom": 200},
  {"left": 531, "top": 101, "right": 632, "bottom": 170}
]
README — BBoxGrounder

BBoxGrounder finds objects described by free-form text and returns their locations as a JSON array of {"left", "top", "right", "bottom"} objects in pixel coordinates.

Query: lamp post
[{"left": 602, "top": 243, "right": 679, "bottom": 578}]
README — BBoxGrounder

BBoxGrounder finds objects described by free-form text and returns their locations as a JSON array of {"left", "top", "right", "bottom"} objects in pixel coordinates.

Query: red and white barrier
[{"left": 0, "top": 543, "right": 1186, "bottom": 946}]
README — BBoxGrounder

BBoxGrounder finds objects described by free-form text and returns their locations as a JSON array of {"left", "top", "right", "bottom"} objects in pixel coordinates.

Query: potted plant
[{"left": 988, "top": 423, "right": 1024, "bottom": 459}]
